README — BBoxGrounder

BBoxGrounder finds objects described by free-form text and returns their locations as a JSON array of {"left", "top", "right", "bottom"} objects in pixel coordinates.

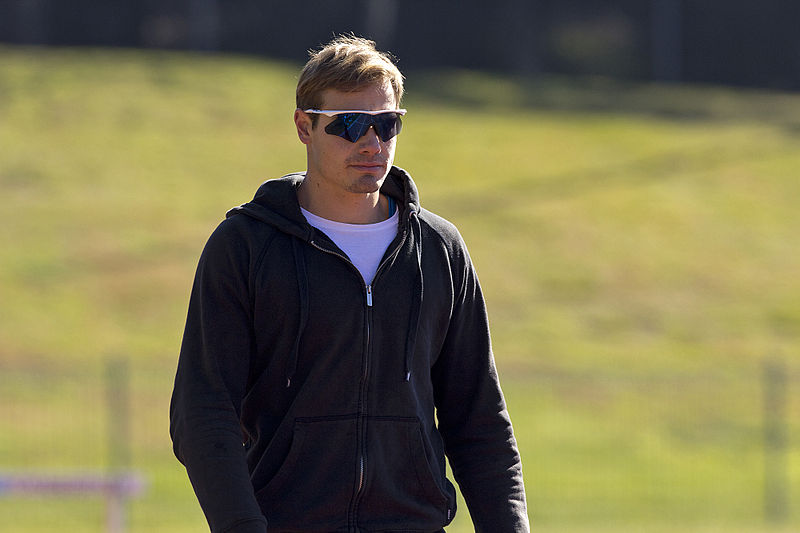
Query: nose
[{"left": 357, "top": 126, "right": 382, "bottom": 154}]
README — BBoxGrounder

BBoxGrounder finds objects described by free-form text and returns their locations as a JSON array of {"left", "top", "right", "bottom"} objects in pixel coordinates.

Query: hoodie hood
[
  {"left": 225, "top": 165, "right": 424, "bottom": 386},
  {"left": 225, "top": 165, "right": 421, "bottom": 239}
]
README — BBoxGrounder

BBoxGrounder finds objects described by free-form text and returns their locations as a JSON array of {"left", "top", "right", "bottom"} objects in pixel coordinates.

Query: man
[{"left": 170, "top": 35, "right": 529, "bottom": 533}]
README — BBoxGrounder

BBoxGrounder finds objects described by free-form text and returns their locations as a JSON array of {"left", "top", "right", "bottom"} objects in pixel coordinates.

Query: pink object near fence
[{"left": 0, "top": 471, "right": 146, "bottom": 533}]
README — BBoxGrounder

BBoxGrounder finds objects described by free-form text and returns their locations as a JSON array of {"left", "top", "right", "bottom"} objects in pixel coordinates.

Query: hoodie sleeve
[
  {"left": 431, "top": 240, "right": 530, "bottom": 533},
  {"left": 169, "top": 219, "right": 268, "bottom": 533}
]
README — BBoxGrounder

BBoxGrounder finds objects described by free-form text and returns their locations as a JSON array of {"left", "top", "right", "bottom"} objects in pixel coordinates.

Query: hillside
[{"left": 1, "top": 46, "right": 798, "bottom": 532}]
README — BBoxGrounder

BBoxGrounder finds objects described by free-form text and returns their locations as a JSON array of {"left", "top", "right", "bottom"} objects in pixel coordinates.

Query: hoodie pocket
[
  {"left": 358, "top": 417, "right": 454, "bottom": 530},
  {"left": 255, "top": 416, "right": 358, "bottom": 531}
]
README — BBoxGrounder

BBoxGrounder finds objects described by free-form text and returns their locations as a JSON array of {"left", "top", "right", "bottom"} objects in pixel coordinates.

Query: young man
[{"left": 170, "top": 35, "right": 529, "bottom": 532}]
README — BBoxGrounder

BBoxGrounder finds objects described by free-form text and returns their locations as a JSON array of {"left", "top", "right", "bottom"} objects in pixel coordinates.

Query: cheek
[
  {"left": 314, "top": 136, "right": 349, "bottom": 162},
  {"left": 385, "top": 139, "right": 397, "bottom": 158}
]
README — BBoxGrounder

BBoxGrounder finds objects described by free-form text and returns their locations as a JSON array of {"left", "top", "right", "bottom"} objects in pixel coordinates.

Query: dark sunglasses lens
[
  {"left": 341, "top": 113, "right": 371, "bottom": 142},
  {"left": 325, "top": 113, "right": 402, "bottom": 142},
  {"left": 373, "top": 113, "right": 402, "bottom": 141},
  {"left": 323, "top": 116, "right": 351, "bottom": 140}
]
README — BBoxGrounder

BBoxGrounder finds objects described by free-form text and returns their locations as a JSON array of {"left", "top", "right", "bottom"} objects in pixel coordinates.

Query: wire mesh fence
[
  {"left": 510, "top": 359, "right": 799, "bottom": 530},
  {"left": 1, "top": 356, "right": 797, "bottom": 532},
  {"left": 0, "top": 358, "right": 145, "bottom": 532}
]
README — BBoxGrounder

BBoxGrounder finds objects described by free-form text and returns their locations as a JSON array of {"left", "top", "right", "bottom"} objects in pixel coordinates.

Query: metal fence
[
  {"left": 512, "top": 358, "right": 799, "bottom": 529},
  {"left": 1, "top": 356, "right": 796, "bottom": 531},
  {"left": 0, "top": 358, "right": 145, "bottom": 532}
]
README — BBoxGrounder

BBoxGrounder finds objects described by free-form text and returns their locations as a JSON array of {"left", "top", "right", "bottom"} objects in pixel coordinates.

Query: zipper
[
  {"left": 309, "top": 226, "right": 409, "bottom": 300},
  {"left": 307, "top": 229, "right": 410, "bottom": 527},
  {"left": 353, "top": 283, "right": 372, "bottom": 517},
  {"left": 357, "top": 455, "right": 365, "bottom": 496},
  {"left": 309, "top": 240, "right": 355, "bottom": 272},
  {"left": 309, "top": 238, "right": 372, "bottom": 526},
  {"left": 349, "top": 234, "right": 406, "bottom": 519}
]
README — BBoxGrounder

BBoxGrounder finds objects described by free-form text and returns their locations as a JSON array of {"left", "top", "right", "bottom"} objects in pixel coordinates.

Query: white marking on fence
[{"left": 0, "top": 471, "right": 146, "bottom": 533}]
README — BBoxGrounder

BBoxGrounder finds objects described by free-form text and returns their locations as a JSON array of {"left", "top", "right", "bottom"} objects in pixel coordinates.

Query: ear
[{"left": 294, "top": 109, "right": 313, "bottom": 145}]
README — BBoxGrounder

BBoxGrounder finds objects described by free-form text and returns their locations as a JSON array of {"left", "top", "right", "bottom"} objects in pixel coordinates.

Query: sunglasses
[{"left": 303, "top": 108, "right": 407, "bottom": 143}]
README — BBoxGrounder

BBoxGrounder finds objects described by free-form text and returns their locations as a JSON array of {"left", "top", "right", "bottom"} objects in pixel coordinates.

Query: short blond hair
[{"left": 296, "top": 35, "right": 404, "bottom": 114}]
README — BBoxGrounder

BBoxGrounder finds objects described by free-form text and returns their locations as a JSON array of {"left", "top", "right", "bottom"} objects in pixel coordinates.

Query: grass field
[{"left": 1, "top": 46, "right": 799, "bottom": 532}]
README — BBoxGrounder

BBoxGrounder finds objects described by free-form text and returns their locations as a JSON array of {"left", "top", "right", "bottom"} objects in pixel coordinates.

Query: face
[{"left": 294, "top": 81, "right": 399, "bottom": 198}]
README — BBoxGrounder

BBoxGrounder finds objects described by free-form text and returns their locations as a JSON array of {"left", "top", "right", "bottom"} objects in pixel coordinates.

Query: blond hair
[{"left": 296, "top": 35, "right": 404, "bottom": 117}]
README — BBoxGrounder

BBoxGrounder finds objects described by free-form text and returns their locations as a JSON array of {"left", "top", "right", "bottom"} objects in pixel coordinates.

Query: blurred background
[{"left": 0, "top": 1, "right": 798, "bottom": 531}]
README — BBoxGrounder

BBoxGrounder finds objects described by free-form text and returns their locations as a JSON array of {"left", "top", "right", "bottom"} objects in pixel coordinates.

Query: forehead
[{"left": 319, "top": 81, "right": 397, "bottom": 111}]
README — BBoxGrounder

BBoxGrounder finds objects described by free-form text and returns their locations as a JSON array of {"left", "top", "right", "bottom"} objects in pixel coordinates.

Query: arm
[
  {"left": 432, "top": 249, "right": 529, "bottom": 533},
  {"left": 169, "top": 220, "right": 267, "bottom": 533}
]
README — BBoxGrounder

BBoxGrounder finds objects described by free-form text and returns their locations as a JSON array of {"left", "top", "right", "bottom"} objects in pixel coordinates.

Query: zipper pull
[{"left": 366, "top": 285, "right": 373, "bottom": 307}]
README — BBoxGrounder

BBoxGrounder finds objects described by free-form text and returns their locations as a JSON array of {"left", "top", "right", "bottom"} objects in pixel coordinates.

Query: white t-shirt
[{"left": 301, "top": 206, "right": 399, "bottom": 285}]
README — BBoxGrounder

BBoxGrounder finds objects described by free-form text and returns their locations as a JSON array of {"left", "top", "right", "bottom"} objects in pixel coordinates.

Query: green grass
[{"left": 1, "top": 46, "right": 799, "bottom": 532}]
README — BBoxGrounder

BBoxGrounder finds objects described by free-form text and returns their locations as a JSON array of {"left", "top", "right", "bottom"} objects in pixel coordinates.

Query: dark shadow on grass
[{"left": 406, "top": 69, "right": 800, "bottom": 133}]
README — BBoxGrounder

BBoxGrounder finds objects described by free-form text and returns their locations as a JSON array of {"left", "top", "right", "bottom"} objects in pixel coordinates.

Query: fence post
[
  {"left": 763, "top": 358, "right": 788, "bottom": 524},
  {"left": 106, "top": 357, "right": 132, "bottom": 533}
]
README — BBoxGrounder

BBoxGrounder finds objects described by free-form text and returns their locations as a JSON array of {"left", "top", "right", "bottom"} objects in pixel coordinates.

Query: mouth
[{"left": 349, "top": 161, "right": 387, "bottom": 172}]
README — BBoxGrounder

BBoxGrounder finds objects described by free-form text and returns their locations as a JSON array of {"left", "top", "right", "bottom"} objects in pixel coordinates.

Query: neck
[{"left": 298, "top": 177, "right": 388, "bottom": 224}]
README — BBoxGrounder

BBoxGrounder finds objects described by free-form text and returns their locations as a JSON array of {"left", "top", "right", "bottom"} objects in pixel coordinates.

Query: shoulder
[
  {"left": 205, "top": 213, "right": 264, "bottom": 252},
  {"left": 200, "top": 213, "right": 279, "bottom": 273},
  {"left": 416, "top": 207, "right": 478, "bottom": 287},
  {"left": 417, "top": 208, "right": 469, "bottom": 255}
]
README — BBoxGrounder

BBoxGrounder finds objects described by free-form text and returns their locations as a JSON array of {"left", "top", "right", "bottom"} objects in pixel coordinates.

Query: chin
[
  {"left": 348, "top": 167, "right": 389, "bottom": 191},
  {"left": 348, "top": 173, "right": 387, "bottom": 194}
]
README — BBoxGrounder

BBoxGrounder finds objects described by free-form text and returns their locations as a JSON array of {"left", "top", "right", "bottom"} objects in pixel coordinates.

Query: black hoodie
[{"left": 170, "top": 167, "right": 529, "bottom": 532}]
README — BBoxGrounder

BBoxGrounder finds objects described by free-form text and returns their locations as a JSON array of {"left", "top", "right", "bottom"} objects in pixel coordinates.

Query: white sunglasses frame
[{"left": 302, "top": 108, "right": 407, "bottom": 117}]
